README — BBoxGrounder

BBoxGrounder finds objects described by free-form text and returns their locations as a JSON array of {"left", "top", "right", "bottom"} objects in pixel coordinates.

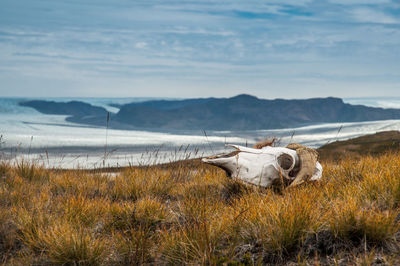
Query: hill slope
[
  {"left": 2, "top": 149, "right": 400, "bottom": 264},
  {"left": 318, "top": 130, "right": 400, "bottom": 161},
  {"left": 115, "top": 94, "right": 400, "bottom": 130},
  {"left": 20, "top": 95, "right": 400, "bottom": 131},
  {"left": 19, "top": 100, "right": 109, "bottom": 125}
]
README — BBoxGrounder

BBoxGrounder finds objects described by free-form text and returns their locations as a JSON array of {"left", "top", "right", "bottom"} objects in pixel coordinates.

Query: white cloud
[
  {"left": 164, "top": 27, "right": 235, "bottom": 36},
  {"left": 135, "top": 42, "right": 147, "bottom": 49},
  {"left": 352, "top": 8, "right": 399, "bottom": 24},
  {"left": 329, "top": 0, "right": 391, "bottom": 4},
  {"left": 1, "top": 0, "right": 400, "bottom": 98}
]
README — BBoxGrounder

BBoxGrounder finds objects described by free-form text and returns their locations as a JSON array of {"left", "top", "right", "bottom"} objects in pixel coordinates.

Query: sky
[{"left": 0, "top": 0, "right": 399, "bottom": 99}]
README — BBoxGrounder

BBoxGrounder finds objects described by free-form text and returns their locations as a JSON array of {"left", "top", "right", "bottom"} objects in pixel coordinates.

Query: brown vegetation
[
  {"left": 318, "top": 130, "right": 400, "bottom": 162},
  {"left": 1, "top": 152, "right": 400, "bottom": 265}
]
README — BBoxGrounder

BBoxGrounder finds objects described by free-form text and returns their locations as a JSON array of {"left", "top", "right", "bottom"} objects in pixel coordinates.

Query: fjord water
[{"left": 1, "top": 97, "right": 400, "bottom": 168}]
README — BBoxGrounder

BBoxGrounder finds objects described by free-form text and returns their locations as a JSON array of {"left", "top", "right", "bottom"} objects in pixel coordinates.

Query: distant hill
[
  {"left": 19, "top": 95, "right": 400, "bottom": 131},
  {"left": 19, "top": 100, "right": 109, "bottom": 125},
  {"left": 20, "top": 100, "right": 107, "bottom": 117},
  {"left": 114, "top": 94, "right": 400, "bottom": 130},
  {"left": 317, "top": 131, "right": 400, "bottom": 161}
]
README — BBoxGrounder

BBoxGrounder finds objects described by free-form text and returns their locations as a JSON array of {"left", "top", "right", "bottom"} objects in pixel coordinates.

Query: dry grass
[{"left": 1, "top": 153, "right": 400, "bottom": 265}]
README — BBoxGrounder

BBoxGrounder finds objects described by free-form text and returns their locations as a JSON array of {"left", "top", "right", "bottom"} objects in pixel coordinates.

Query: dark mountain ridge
[{"left": 19, "top": 95, "right": 400, "bottom": 131}]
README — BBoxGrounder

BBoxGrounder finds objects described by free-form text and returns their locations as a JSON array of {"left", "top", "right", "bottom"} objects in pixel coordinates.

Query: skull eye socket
[{"left": 277, "top": 153, "right": 294, "bottom": 171}]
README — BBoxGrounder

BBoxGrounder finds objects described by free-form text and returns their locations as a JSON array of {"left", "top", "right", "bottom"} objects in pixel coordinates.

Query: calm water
[{"left": 1, "top": 97, "right": 400, "bottom": 168}]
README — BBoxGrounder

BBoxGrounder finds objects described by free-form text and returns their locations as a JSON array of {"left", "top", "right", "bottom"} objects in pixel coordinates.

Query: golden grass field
[{"left": 1, "top": 152, "right": 400, "bottom": 265}]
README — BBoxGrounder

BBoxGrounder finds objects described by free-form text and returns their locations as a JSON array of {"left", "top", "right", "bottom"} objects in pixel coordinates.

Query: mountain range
[{"left": 19, "top": 94, "right": 400, "bottom": 131}]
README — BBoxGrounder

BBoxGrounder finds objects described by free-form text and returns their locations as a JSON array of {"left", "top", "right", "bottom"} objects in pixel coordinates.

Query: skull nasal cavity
[{"left": 277, "top": 154, "right": 294, "bottom": 170}]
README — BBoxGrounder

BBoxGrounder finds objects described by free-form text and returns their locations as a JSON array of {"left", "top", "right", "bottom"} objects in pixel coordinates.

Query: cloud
[
  {"left": 329, "top": 0, "right": 391, "bottom": 4},
  {"left": 135, "top": 42, "right": 147, "bottom": 49},
  {"left": 351, "top": 8, "right": 399, "bottom": 24},
  {"left": 0, "top": 0, "right": 399, "bottom": 98}
]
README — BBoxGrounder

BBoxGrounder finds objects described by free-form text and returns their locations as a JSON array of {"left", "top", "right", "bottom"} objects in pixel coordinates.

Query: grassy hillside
[
  {"left": 318, "top": 130, "right": 400, "bottom": 161},
  {"left": 1, "top": 152, "right": 400, "bottom": 265}
]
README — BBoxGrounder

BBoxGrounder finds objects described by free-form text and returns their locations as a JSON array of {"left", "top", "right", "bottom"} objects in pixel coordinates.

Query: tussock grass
[
  {"left": 1, "top": 152, "right": 400, "bottom": 264},
  {"left": 15, "top": 159, "right": 49, "bottom": 183},
  {"left": 113, "top": 226, "right": 154, "bottom": 265},
  {"left": 112, "top": 168, "right": 176, "bottom": 201}
]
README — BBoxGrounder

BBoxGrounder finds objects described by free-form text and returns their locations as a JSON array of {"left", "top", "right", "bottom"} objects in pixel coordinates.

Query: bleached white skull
[{"left": 202, "top": 144, "right": 322, "bottom": 188}]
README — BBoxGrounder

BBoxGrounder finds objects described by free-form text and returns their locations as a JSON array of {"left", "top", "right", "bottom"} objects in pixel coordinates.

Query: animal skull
[{"left": 202, "top": 144, "right": 322, "bottom": 188}]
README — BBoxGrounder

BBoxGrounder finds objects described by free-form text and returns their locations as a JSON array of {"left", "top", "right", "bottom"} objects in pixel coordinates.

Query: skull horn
[{"left": 286, "top": 143, "right": 319, "bottom": 187}]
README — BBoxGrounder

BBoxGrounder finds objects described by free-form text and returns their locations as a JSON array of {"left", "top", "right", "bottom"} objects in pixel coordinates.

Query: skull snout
[{"left": 202, "top": 156, "right": 238, "bottom": 177}]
